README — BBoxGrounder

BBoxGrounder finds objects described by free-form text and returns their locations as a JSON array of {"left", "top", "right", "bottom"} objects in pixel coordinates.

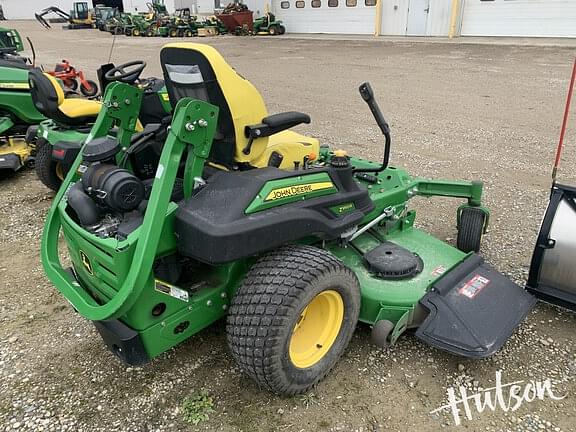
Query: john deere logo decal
[
  {"left": 0, "top": 82, "right": 30, "bottom": 90},
  {"left": 79, "top": 250, "right": 93, "bottom": 275},
  {"left": 265, "top": 182, "right": 334, "bottom": 201}
]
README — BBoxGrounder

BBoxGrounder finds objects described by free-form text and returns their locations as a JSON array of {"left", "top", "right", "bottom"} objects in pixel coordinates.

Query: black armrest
[
  {"left": 262, "top": 111, "right": 310, "bottom": 129},
  {"left": 245, "top": 111, "right": 310, "bottom": 139},
  {"left": 242, "top": 111, "right": 311, "bottom": 155}
]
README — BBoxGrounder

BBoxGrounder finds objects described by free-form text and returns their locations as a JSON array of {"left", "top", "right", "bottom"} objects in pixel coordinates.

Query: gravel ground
[{"left": 1, "top": 21, "right": 576, "bottom": 432}]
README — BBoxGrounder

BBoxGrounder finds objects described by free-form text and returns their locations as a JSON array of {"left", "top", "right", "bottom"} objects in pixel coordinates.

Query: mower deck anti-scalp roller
[{"left": 40, "top": 43, "right": 535, "bottom": 395}]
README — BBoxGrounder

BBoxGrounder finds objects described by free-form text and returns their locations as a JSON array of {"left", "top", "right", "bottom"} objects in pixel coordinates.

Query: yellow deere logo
[
  {"left": 79, "top": 250, "right": 93, "bottom": 275},
  {"left": 265, "top": 182, "right": 334, "bottom": 201}
]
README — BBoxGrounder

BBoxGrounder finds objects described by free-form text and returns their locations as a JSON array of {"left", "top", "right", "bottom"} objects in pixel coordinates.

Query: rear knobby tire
[
  {"left": 227, "top": 245, "right": 360, "bottom": 395},
  {"left": 35, "top": 140, "right": 63, "bottom": 192},
  {"left": 457, "top": 207, "right": 486, "bottom": 253}
]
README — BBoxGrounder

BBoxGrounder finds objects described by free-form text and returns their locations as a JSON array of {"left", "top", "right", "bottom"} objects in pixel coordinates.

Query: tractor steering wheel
[{"left": 104, "top": 60, "right": 147, "bottom": 84}]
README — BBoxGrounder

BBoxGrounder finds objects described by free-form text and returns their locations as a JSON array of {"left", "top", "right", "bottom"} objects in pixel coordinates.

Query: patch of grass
[
  {"left": 181, "top": 390, "right": 215, "bottom": 425},
  {"left": 298, "top": 392, "right": 319, "bottom": 409}
]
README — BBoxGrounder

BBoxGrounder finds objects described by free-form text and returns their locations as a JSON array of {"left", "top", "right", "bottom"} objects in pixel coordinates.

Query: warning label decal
[{"left": 459, "top": 274, "right": 490, "bottom": 299}]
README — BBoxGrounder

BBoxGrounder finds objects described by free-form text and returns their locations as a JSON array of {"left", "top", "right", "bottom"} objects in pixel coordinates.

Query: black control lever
[{"left": 355, "top": 82, "right": 391, "bottom": 174}]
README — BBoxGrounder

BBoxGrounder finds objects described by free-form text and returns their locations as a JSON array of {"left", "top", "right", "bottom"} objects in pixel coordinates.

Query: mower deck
[{"left": 0, "top": 137, "right": 33, "bottom": 171}]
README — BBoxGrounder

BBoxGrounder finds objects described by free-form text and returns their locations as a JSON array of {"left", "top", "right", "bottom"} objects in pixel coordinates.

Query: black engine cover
[{"left": 175, "top": 167, "right": 374, "bottom": 264}]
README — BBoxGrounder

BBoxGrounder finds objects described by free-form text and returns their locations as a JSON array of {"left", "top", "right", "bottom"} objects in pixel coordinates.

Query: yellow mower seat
[
  {"left": 28, "top": 69, "right": 101, "bottom": 126},
  {"left": 254, "top": 130, "right": 320, "bottom": 170},
  {"left": 160, "top": 43, "right": 319, "bottom": 169},
  {"left": 59, "top": 98, "right": 101, "bottom": 118}
]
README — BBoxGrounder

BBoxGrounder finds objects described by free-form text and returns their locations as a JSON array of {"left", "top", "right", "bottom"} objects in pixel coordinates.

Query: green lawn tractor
[
  {"left": 123, "top": 13, "right": 155, "bottom": 37},
  {"left": 141, "top": 0, "right": 172, "bottom": 37},
  {"left": 128, "top": 15, "right": 153, "bottom": 37},
  {"left": 121, "top": 14, "right": 137, "bottom": 36},
  {"left": 165, "top": 16, "right": 189, "bottom": 38},
  {"left": 0, "top": 27, "right": 24, "bottom": 51},
  {"left": 41, "top": 43, "right": 536, "bottom": 396},
  {"left": 105, "top": 12, "right": 131, "bottom": 35},
  {"left": 253, "top": 12, "right": 285, "bottom": 35},
  {"left": 165, "top": 8, "right": 196, "bottom": 37},
  {"left": 146, "top": 16, "right": 172, "bottom": 37},
  {"left": 196, "top": 16, "right": 227, "bottom": 35},
  {"left": 27, "top": 60, "right": 171, "bottom": 191},
  {"left": 0, "top": 33, "right": 45, "bottom": 173},
  {"left": 104, "top": 14, "right": 121, "bottom": 34}
]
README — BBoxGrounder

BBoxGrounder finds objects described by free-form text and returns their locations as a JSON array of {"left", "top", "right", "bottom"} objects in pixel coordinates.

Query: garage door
[
  {"left": 272, "top": 0, "right": 377, "bottom": 34},
  {"left": 461, "top": 0, "right": 576, "bottom": 38}
]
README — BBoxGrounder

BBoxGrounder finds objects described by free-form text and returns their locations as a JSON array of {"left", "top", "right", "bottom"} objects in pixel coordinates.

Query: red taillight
[{"left": 52, "top": 148, "right": 66, "bottom": 158}]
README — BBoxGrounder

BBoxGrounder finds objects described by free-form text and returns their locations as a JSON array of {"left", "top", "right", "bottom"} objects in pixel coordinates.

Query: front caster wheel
[
  {"left": 457, "top": 207, "right": 487, "bottom": 253},
  {"left": 227, "top": 245, "right": 360, "bottom": 395}
]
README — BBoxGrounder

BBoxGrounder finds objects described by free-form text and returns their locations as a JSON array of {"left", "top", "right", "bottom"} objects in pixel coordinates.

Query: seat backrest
[
  {"left": 28, "top": 68, "right": 70, "bottom": 124},
  {"left": 160, "top": 43, "right": 268, "bottom": 168}
]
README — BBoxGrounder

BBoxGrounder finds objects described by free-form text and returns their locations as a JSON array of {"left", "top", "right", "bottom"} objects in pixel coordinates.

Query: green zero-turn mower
[
  {"left": 27, "top": 60, "right": 171, "bottom": 191},
  {"left": 41, "top": 43, "right": 536, "bottom": 395},
  {"left": 0, "top": 29, "right": 45, "bottom": 172}
]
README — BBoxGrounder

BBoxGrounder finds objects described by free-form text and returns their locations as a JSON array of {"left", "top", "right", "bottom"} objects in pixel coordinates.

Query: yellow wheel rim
[
  {"left": 289, "top": 290, "right": 344, "bottom": 369},
  {"left": 55, "top": 163, "right": 64, "bottom": 180}
]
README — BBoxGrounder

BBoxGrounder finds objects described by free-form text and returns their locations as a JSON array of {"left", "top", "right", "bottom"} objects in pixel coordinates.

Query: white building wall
[
  {"left": 244, "top": 0, "right": 267, "bottom": 17},
  {"left": 426, "top": 0, "right": 451, "bottom": 36},
  {"left": 380, "top": 0, "right": 452, "bottom": 36},
  {"left": 124, "top": 0, "right": 155, "bottom": 13},
  {"left": 195, "top": 0, "right": 215, "bottom": 15},
  {"left": 380, "top": 0, "right": 408, "bottom": 35},
  {"left": 272, "top": 0, "right": 376, "bottom": 35},
  {"left": 462, "top": 0, "right": 576, "bottom": 38}
]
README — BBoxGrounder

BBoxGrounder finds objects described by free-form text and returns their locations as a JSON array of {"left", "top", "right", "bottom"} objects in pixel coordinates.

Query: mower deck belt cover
[{"left": 416, "top": 254, "right": 536, "bottom": 358}]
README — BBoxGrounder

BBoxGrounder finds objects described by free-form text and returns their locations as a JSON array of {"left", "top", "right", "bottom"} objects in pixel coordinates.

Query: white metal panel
[
  {"left": 196, "top": 0, "right": 215, "bottom": 15},
  {"left": 426, "top": 0, "right": 451, "bottom": 36},
  {"left": 462, "top": 0, "right": 576, "bottom": 37},
  {"left": 124, "top": 0, "right": 153, "bottom": 13},
  {"left": 244, "top": 0, "right": 267, "bottom": 17},
  {"left": 272, "top": 0, "right": 376, "bottom": 34},
  {"left": 380, "top": 0, "right": 409, "bottom": 35},
  {"left": 406, "top": 0, "right": 429, "bottom": 35},
  {"left": 174, "top": 0, "right": 201, "bottom": 14}
]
